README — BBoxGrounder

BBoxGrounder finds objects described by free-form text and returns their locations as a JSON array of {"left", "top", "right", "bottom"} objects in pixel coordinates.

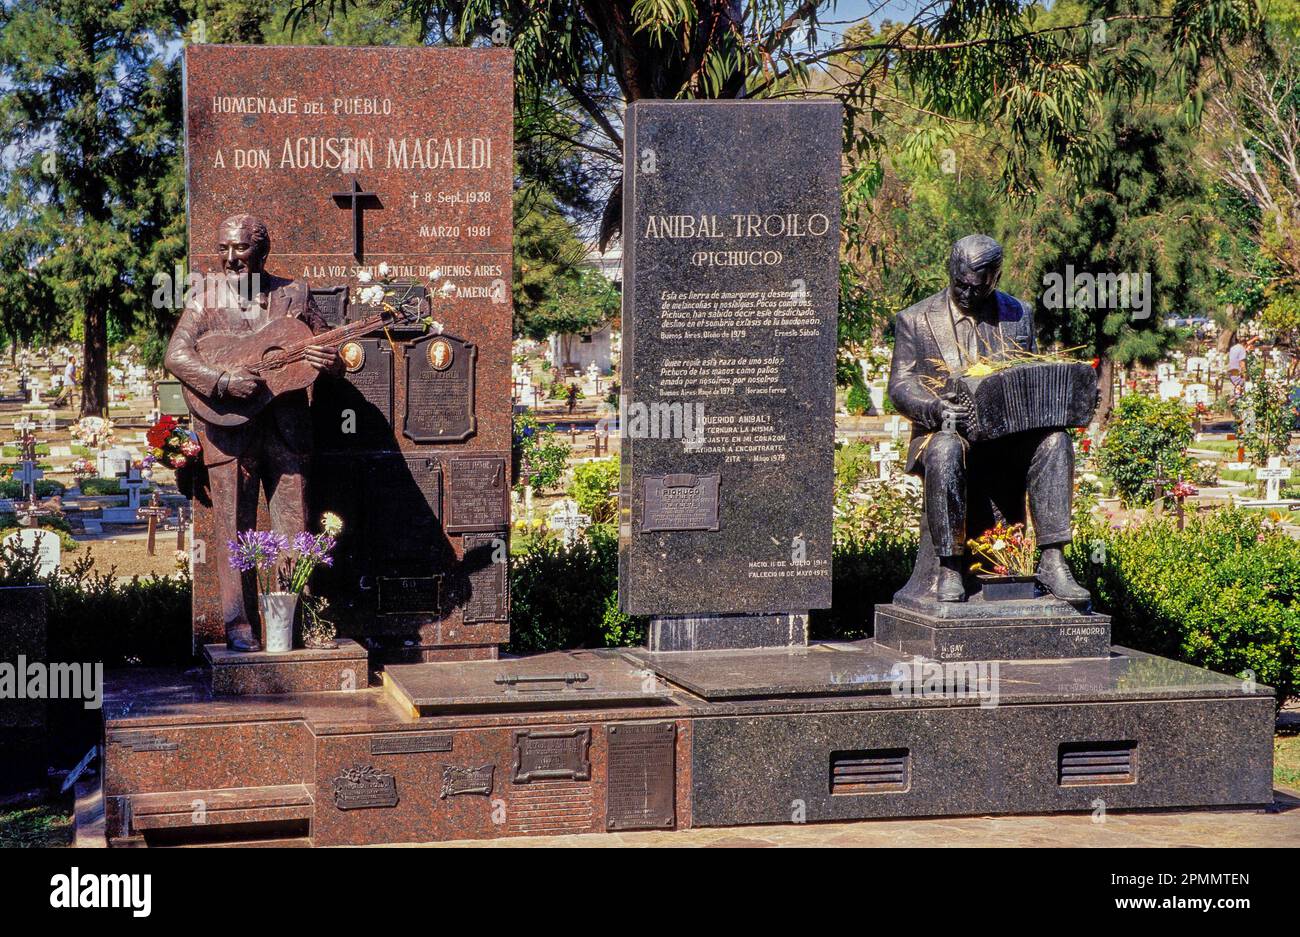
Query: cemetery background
[{"left": 0, "top": 0, "right": 1298, "bottom": 844}]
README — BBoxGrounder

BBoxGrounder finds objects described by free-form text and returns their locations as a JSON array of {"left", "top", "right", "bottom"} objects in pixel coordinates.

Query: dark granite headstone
[
  {"left": 184, "top": 45, "right": 514, "bottom": 657},
  {"left": 618, "top": 100, "right": 840, "bottom": 640}
]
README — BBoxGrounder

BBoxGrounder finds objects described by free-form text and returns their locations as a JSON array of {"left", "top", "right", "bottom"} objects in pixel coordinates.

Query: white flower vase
[{"left": 259, "top": 592, "right": 298, "bottom": 654}]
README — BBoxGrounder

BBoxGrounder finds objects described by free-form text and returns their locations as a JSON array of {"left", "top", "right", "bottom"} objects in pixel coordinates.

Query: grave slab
[{"left": 385, "top": 651, "right": 671, "bottom": 716}]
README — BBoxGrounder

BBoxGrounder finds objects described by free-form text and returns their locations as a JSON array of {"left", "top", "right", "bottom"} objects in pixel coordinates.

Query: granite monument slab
[
  {"left": 618, "top": 100, "right": 840, "bottom": 639},
  {"left": 183, "top": 44, "right": 514, "bottom": 658}
]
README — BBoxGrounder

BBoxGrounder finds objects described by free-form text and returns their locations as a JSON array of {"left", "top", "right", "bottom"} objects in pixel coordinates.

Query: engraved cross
[{"left": 332, "top": 178, "right": 381, "bottom": 262}]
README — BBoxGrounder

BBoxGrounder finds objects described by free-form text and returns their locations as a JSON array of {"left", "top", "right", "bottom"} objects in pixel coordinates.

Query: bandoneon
[{"left": 946, "top": 362, "right": 1098, "bottom": 442}]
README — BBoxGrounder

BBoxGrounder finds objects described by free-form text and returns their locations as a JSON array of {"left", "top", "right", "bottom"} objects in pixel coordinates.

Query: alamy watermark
[
  {"left": 1041, "top": 265, "right": 1152, "bottom": 320},
  {"left": 0, "top": 657, "right": 103, "bottom": 709},
  {"left": 619, "top": 394, "right": 705, "bottom": 445},
  {"left": 888, "top": 656, "right": 1001, "bottom": 708},
  {"left": 151, "top": 264, "right": 264, "bottom": 314}
]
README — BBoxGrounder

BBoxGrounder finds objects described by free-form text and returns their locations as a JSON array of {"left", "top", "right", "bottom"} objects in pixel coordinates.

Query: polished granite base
[
  {"left": 647, "top": 613, "right": 809, "bottom": 652},
  {"left": 88, "top": 643, "right": 1276, "bottom": 846},
  {"left": 874, "top": 602, "right": 1111, "bottom": 662},
  {"left": 204, "top": 640, "right": 369, "bottom": 696}
]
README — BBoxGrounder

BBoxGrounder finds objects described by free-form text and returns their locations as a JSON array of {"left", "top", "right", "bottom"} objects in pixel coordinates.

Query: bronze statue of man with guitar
[{"left": 165, "top": 214, "right": 343, "bottom": 651}]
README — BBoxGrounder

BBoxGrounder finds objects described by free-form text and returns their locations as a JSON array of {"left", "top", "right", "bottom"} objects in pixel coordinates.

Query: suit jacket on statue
[
  {"left": 164, "top": 273, "right": 328, "bottom": 464},
  {"left": 887, "top": 288, "right": 1036, "bottom": 474}
]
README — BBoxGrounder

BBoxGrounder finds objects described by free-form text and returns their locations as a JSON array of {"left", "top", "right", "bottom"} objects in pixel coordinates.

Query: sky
[{"left": 815, "top": 0, "right": 934, "bottom": 45}]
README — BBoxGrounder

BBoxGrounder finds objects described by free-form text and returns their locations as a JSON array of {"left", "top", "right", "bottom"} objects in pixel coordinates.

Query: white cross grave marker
[
  {"left": 1256, "top": 456, "right": 1293, "bottom": 503},
  {"left": 548, "top": 499, "right": 591, "bottom": 547},
  {"left": 119, "top": 464, "right": 146, "bottom": 511},
  {"left": 871, "top": 441, "right": 900, "bottom": 479}
]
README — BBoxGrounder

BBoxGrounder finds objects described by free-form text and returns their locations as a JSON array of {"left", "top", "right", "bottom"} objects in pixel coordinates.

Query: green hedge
[
  {"left": 812, "top": 536, "right": 916, "bottom": 641},
  {"left": 1069, "top": 509, "right": 1299, "bottom": 706},
  {"left": 844, "top": 382, "right": 872, "bottom": 415},
  {"left": 0, "top": 545, "right": 191, "bottom": 667},
  {"left": 0, "top": 478, "right": 65, "bottom": 499},
  {"left": 507, "top": 524, "right": 644, "bottom": 654},
  {"left": 77, "top": 477, "right": 134, "bottom": 496}
]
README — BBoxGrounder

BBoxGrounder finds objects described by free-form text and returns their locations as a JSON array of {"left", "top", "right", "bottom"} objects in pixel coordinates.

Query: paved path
[{"left": 422, "top": 789, "right": 1300, "bottom": 848}]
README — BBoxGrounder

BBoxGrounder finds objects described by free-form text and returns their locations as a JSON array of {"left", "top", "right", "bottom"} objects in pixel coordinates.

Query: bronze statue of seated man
[{"left": 887, "top": 234, "right": 1091, "bottom": 606}]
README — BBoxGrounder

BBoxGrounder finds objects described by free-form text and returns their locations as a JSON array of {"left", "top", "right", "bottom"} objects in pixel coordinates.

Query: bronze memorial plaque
[
  {"left": 461, "top": 531, "right": 508, "bottom": 622},
  {"left": 606, "top": 722, "right": 677, "bottom": 830},
  {"left": 370, "top": 733, "right": 453, "bottom": 755},
  {"left": 332, "top": 765, "right": 400, "bottom": 810},
  {"left": 446, "top": 456, "right": 509, "bottom": 532},
  {"left": 512, "top": 728, "right": 592, "bottom": 783},
  {"left": 378, "top": 576, "right": 441, "bottom": 615},
  {"left": 403, "top": 332, "right": 477, "bottom": 443},
  {"left": 641, "top": 474, "right": 721, "bottom": 532},
  {"left": 440, "top": 764, "right": 495, "bottom": 798}
]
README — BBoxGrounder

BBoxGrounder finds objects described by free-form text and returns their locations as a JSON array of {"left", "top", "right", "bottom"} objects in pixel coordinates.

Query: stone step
[
  {"left": 173, "top": 836, "right": 314, "bottom": 848},
  {"left": 128, "top": 783, "right": 314, "bottom": 834},
  {"left": 204, "top": 639, "right": 369, "bottom": 695}
]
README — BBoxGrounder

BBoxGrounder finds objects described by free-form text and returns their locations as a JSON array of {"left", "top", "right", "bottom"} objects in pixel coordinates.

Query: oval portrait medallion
[
  {"left": 427, "top": 337, "right": 453, "bottom": 371},
  {"left": 339, "top": 341, "right": 366, "bottom": 373}
]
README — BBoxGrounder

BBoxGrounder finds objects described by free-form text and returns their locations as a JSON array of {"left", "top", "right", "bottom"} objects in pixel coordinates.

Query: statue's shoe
[
  {"left": 1036, "top": 559, "right": 1091, "bottom": 607},
  {"left": 936, "top": 566, "right": 966, "bottom": 603},
  {"left": 226, "top": 624, "right": 262, "bottom": 653}
]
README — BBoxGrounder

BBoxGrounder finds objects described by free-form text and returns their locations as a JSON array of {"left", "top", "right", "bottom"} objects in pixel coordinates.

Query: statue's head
[
  {"left": 947, "top": 234, "right": 1003, "bottom": 313},
  {"left": 216, "top": 213, "right": 270, "bottom": 279}
]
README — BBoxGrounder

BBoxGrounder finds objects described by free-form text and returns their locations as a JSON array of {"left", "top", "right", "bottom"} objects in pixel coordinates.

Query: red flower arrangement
[
  {"left": 967, "top": 521, "right": 1037, "bottom": 577},
  {"left": 144, "top": 415, "right": 201, "bottom": 471}
]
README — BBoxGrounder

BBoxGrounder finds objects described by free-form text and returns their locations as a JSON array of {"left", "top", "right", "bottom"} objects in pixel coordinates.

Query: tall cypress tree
[{"left": 0, "top": 0, "right": 189, "bottom": 415}]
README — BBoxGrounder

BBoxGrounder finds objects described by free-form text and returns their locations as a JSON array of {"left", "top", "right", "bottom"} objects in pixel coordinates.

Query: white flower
[
  {"left": 429, "top": 320, "right": 444, "bottom": 335},
  {"left": 992, "top": 539, "right": 1007, "bottom": 551},
  {"left": 439, "top": 280, "right": 456, "bottom": 297},
  {"left": 356, "top": 269, "right": 372, "bottom": 284},
  {"left": 321, "top": 512, "right": 343, "bottom": 536},
  {"left": 358, "top": 285, "right": 386, "bottom": 306},
  {"left": 377, "top": 261, "right": 390, "bottom": 277},
  {"left": 429, "top": 267, "right": 442, "bottom": 281}
]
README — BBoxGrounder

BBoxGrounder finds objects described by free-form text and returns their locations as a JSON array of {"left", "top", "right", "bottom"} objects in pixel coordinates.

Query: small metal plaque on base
[
  {"left": 641, "top": 473, "right": 721, "bottom": 532},
  {"left": 607, "top": 722, "right": 676, "bottom": 830},
  {"left": 440, "top": 764, "right": 494, "bottom": 798},
  {"left": 512, "top": 728, "right": 592, "bottom": 783},
  {"left": 332, "top": 764, "right": 399, "bottom": 810}
]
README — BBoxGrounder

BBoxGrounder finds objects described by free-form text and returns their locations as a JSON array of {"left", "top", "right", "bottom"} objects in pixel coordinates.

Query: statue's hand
[
  {"left": 929, "top": 393, "right": 974, "bottom": 436},
  {"left": 225, "top": 368, "right": 264, "bottom": 400},
  {"left": 304, "top": 344, "right": 339, "bottom": 372}
]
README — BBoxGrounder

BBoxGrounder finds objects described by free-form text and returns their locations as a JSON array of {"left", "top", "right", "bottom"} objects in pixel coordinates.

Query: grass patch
[
  {"left": 2, "top": 444, "right": 50, "bottom": 457},
  {"left": 1191, "top": 439, "right": 1240, "bottom": 453},
  {"left": 1220, "top": 468, "right": 1256, "bottom": 484},
  {"left": 1277, "top": 724, "right": 1300, "bottom": 791},
  {"left": 0, "top": 799, "right": 73, "bottom": 847}
]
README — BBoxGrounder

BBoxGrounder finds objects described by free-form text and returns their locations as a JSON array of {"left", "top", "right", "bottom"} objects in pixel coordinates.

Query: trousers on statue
[
  {"left": 205, "top": 422, "right": 311, "bottom": 633},
  {"left": 919, "top": 428, "right": 1074, "bottom": 556}
]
